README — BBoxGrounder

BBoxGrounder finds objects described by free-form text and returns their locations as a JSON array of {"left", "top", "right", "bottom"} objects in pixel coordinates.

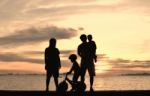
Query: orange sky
[{"left": 0, "top": 0, "right": 150, "bottom": 75}]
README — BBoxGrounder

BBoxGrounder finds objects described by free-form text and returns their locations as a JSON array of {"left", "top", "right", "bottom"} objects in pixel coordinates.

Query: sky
[{"left": 0, "top": 0, "right": 150, "bottom": 76}]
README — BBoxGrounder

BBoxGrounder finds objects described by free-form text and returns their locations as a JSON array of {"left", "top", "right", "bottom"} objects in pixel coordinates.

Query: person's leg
[
  {"left": 81, "top": 67, "right": 86, "bottom": 83},
  {"left": 53, "top": 69, "right": 59, "bottom": 90},
  {"left": 46, "top": 72, "right": 52, "bottom": 91},
  {"left": 73, "top": 73, "right": 79, "bottom": 82},
  {"left": 54, "top": 76, "right": 58, "bottom": 90},
  {"left": 87, "top": 63, "right": 95, "bottom": 90},
  {"left": 71, "top": 73, "right": 79, "bottom": 91},
  {"left": 90, "top": 76, "right": 94, "bottom": 89}
]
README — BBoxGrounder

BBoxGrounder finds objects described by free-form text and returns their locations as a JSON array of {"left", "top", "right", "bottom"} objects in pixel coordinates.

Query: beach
[{"left": 0, "top": 90, "right": 150, "bottom": 96}]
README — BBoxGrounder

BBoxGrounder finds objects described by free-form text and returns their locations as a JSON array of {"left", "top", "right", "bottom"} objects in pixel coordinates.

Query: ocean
[{"left": 0, "top": 75, "right": 150, "bottom": 91}]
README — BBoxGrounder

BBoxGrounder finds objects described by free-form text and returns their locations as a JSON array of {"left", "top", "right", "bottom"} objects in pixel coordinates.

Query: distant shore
[{"left": 0, "top": 90, "right": 150, "bottom": 96}]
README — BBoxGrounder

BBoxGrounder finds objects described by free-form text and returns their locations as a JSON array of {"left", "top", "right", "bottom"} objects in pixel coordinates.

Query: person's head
[
  {"left": 80, "top": 34, "right": 87, "bottom": 42},
  {"left": 87, "top": 34, "right": 92, "bottom": 41},
  {"left": 49, "top": 38, "right": 56, "bottom": 48},
  {"left": 69, "top": 54, "right": 77, "bottom": 62}
]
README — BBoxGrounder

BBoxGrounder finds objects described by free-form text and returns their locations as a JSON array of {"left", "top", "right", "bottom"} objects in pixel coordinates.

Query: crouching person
[{"left": 66, "top": 54, "right": 81, "bottom": 91}]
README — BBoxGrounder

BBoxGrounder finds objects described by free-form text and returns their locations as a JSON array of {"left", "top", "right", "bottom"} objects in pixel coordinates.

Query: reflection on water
[
  {"left": 0, "top": 75, "right": 150, "bottom": 90},
  {"left": 93, "top": 76, "right": 150, "bottom": 90}
]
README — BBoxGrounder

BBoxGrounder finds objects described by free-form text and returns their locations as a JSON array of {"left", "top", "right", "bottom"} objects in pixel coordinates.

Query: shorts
[
  {"left": 46, "top": 69, "right": 59, "bottom": 78},
  {"left": 81, "top": 59, "right": 96, "bottom": 77}
]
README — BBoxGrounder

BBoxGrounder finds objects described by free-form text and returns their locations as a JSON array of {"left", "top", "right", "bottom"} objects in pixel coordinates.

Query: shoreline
[{"left": 0, "top": 90, "right": 150, "bottom": 96}]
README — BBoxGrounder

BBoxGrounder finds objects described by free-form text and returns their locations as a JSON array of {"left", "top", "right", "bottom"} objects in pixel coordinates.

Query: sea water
[{"left": 0, "top": 75, "right": 150, "bottom": 91}]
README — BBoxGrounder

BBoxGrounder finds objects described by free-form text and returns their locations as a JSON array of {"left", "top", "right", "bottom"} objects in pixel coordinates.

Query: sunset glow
[{"left": 0, "top": 0, "right": 150, "bottom": 75}]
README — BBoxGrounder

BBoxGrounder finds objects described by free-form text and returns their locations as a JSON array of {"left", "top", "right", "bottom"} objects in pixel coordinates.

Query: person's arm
[
  {"left": 93, "top": 41, "right": 97, "bottom": 50},
  {"left": 93, "top": 41, "right": 97, "bottom": 62},
  {"left": 44, "top": 48, "right": 48, "bottom": 70},
  {"left": 77, "top": 45, "right": 81, "bottom": 57},
  {"left": 57, "top": 49, "right": 61, "bottom": 69},
  {"left": 67, "top": 65, "right": 74, "bottom": 74}
]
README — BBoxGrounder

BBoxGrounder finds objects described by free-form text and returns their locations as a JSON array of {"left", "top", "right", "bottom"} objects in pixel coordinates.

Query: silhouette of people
[
  {"left": 45, "top": 38, "right": 61, "bottom": 91},
  {"left": 67, "top": 54, "right": 80, "bottom": 91},
  {"left": 78, "top": 34, "right": 96, "bottom": 91},
  {"left": 87, "top": 34, "right": 97, "bottom": 63}
]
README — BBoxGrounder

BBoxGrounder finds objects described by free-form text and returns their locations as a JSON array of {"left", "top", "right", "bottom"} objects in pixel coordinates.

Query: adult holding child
[{"left": 78, "top": 34, "right": 96, "bottom": 91}]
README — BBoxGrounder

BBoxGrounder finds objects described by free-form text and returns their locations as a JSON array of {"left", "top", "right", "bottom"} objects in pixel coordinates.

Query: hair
[
  {"left": 69, "top": 54, "right": 77, "bottom": 60},
  {"left": 87, "top": 34, "right": 92, "bottom": 40},
  {"left": 49, "top": 38, "right": 56, "bottom": 47},
  {"left": 80, "top": 34, "right": 87, "bottom": 42}
]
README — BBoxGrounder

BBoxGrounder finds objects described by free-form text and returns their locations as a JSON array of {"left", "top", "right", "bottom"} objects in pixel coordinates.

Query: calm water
[{"left": 0, "top": 75, "right": 150, "bottom": 91}]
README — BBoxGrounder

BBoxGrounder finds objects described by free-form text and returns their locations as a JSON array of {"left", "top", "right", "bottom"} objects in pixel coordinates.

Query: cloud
[
  {"left": 125, "top": 0, "right": 150, "bottom": 7},
  {"left": 0, "top": 52, "right": 72, "bottom": 68},
  {"left": 0, "top": 26, "right": 78, "bottom": 47},
  {"left": 21, "top": 50, "right": 76, "bottom": 56},
  {"left": 96, "top": 54, "right": 150, "bottom": 75},
  {"left": 22, "top": 0, "right": 150, "bottom": 19},
  {"left": 78, "top": 27, "right": 84, "bottom": 31},
  {"left": 120, "top": 0, "right": 150, "bottom": 15},
  {"left": 25, "top": 4, "right": 123, "bottom": 18},
  {"left": 107, "top": 58, "right": 150, "bottom": 71},
  {"left": 23, "top": 50, "right": 108, "bottom": 61},
  {"left": 1, "top": 0, "right": 150, "bottom": 25},
  {"left": 0, "top": 0, "right": 30, "bottom": 22},
  {"left": 16, "top": 0, "right": 150, "bottom": 27},
  {"left": 1, "top": 51, "right": 150, "bottom": 75},
  {"left": 97, "top": 54, "right": 109, "bottom": 60},
  {"left": 0, "top": 0, "right": 96, "bottom": 22},
  {"left": 22, "top": 51, "right": 43, "bottom": 55},
  {"left": 0, "top": 52, "right": 43, "bottom": 64}
]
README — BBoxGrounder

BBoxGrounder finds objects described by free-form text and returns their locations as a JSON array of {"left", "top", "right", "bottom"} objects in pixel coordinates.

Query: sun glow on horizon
[{"left": 0, "top": 0, "right": 150, "bottom": 76}]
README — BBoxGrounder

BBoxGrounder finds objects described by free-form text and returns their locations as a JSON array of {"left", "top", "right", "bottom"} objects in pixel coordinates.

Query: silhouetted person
[
  {"left": 87, "top": 34, "right": 97, "bottom": 62},
  {"left": 78, "top": 34, "right": 96, "bottom": 91},
  {"left": 67, "top": 54, "right": 80, "bottom": 91},
  {"left": 45, "top": 38, "right": 61, "bottom": 91}
]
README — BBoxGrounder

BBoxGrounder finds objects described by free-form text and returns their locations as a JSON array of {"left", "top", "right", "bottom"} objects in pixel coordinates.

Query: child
[
  {"left": 87, "top": 34, "right": 97, "bottom": 63},
  {"left": 67, "top": 54, "right": 80, "bottom": 91}
]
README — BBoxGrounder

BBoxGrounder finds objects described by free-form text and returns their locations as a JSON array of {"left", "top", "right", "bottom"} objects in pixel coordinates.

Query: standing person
[
  {"left": 77, "top": 34, "right": 96, "bottom": 91},
  {"left": 87, "top": 34, "right": 97, "bottom": 63},
  {"left": 45, "top": 38, "right": 61, "bottom": 91}
]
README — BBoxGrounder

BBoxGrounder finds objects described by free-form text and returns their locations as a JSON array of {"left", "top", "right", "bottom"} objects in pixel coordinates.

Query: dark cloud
[
  {"left": 21, "top": 50, "right": 77, "bottom": 60},
  {"left": 96, "top": 55, "right": 150, "bottom": 75},
  {"left": 78, "top": 27, "right": 84, "bottom": 31},
  {"left": 108, "top": 58, "right": 150, "bottom": 69},
  {"left": 97, "top": 54, "right": 109, "bottom": 60},
  {"left": 1, "top": 51, "right": 150, "bottom": 75},
  {"left": 61, "top": 50, "right": 76, "bottom": 54},
  {"left": 22, "top": 51, "right": 43, "bottom": 55},
  {"left": 0, "top": 52, "right": 43, "bottom": 64},
  {"left": 0, "top": 26, "right": 78, "bottom": 47},
  {"left": 22, "top": 50, "right": 76, "bottom": 56},
  {"left": 0, "top": 52, "right": 72, "bottom": 68}
]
